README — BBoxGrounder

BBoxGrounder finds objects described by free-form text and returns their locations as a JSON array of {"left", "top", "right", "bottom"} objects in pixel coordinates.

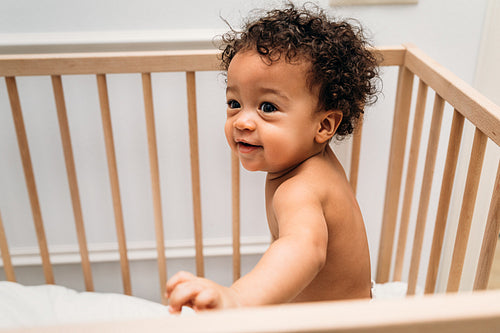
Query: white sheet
[
  {"left": 0, "top": 281, "right": 176, "bottom": 328},
  {"left": 371, "top": 281, "right": 422, "bottom": 299},
  {"left": 0, "top": 281, "right": 417, "bottom": 328}
]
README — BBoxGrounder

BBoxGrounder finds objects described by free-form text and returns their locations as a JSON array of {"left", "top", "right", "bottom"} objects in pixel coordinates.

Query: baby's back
[{"left": 291, "top": 147, "right": 371, "bottom": 302}]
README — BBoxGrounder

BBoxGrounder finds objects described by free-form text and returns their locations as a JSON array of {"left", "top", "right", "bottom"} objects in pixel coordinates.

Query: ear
[{"left": 315, "top": 110, "right": 343, "bottom": 144}]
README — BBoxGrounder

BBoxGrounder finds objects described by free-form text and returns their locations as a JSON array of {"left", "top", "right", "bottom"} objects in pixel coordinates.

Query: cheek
[
  {"left": 261, "top": 129, "right": 292, "bottom": 155},
  {"left": 266, "top": 124, "right": 314, "bottom": 156},
  {"left": 224, "top": 120, "right": 234, "bottom": 147}
]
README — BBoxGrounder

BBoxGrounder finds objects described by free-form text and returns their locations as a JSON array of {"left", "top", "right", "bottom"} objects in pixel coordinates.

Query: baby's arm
[{"left": 166, "top": 181, "right": 328, "bottom": 311}]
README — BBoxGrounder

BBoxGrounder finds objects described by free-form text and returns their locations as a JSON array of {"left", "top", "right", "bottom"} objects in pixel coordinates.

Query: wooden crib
[{"left": 0, "top": 44, "right": 499, "bottom": 331}]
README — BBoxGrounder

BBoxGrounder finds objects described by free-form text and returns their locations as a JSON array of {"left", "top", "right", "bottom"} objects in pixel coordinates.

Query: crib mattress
[
  {"left": 0, "top": 281, "right": 411, "bottom": 329},
  {"left": 0, "top": 282, "right": 182, "bottom": 329}
]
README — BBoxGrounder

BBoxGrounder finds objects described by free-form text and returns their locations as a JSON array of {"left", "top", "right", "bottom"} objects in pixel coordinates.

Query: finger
[
  {"left": 168, "top": 305, "right": 180, "bottom": 314},
  {"left": 193, "top": 289, "right": 220, "bottom": 311},
  {"left": 166, "top": 271, "right": 196, "bottom": 297},
  {"left": 168, "top": 281, "right": 203, "bottom": 313}
]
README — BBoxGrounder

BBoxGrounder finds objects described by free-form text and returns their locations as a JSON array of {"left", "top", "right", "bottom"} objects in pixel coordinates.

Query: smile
[{"left": 236, "top": 141, "right": 262, "bottom": 153}]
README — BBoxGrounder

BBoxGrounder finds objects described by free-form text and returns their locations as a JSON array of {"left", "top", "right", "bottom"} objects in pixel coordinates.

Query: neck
[{"left": 266, "top": 144, "right": 331, "bottom": 181}]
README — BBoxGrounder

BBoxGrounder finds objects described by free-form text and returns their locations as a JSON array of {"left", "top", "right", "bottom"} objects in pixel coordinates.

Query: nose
[{"left": 233, "top": 110, "right": 256, "bottom": 131}]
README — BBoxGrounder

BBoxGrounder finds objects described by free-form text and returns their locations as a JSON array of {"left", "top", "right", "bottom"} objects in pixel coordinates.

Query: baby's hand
[{"left": 166, "top": 271, "right": 239, "bottom": 313}]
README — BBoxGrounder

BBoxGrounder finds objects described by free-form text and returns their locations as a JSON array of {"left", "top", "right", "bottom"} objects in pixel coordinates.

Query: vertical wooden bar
[
  {"left": 141, "top": 73, "right": 167, "bottom": 304},
  {"left": 473, "top": 160, "right": 500, "bottom": 291},
  {"left": 232, "top": 152, "right": 241, "bottom": 282},
  {"left": 376, "top": 65, "right": 415, "bottom": 283},
  {"left": 52, "top": 75, "right": 94, "bottom": 291},
  {"left": 446, "top": 128, "right": 488, "bottom": 292},
  {"left": 0, "top": 211, "right": 16, "bottom": 281},
  {"left": 406, "top": 94, "right": 445, "bottom": 295},
  {"left": 5, "top": 76, "right": 54, "bottom": 284},
  {"left": 96, "top": 74, "right": 132, "bottom": 295},
  {"left": 393, "top": 80, "right": 428, "bottom": 281},
  {"left": 186, "top": 71, "right": 204, "bottom": 278},
  {"left": 349, "top": 121, "right": 363, "bottom": 195},
  {"left": 425, "top": 110, "right": 465, "bottom": 294}
]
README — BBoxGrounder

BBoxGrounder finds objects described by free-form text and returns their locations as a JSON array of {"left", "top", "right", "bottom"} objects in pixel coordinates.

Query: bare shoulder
[
  {"left": 270, "top": 172, "right": 323, "bottom": 222},
  {"left": 275, "top": 151, "right": 353, "bottom": 205},
  {"left": 266, "top": 158, "right": 334, "bottom": 234},
  {"left": 271, "top": 153, "right": 355, "bottom": 223}
]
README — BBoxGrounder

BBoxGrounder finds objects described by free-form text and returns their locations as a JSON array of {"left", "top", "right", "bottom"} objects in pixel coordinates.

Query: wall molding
[
  {"left": 1, "top": 236, "right": 270, "bottom": 267},
  {"left": 0, "top": 29, "right": 227, "bottom": 54}
]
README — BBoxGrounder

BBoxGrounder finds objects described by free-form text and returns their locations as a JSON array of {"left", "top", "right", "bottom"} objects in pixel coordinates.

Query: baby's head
[{"left": 220, "top": 2, "right": 379, "bottom": 139}]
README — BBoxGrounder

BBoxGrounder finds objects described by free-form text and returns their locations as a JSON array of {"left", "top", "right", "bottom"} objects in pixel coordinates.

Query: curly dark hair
[{"left": 219, "top": 2, "right": 380, "bottom": 139}]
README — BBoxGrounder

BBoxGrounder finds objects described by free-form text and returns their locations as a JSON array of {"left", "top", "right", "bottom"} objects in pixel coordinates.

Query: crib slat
[
  {"left": 232, "top": 152, "right": 241, "bottom": 281},
  {"left": 425, "top": 109, "right": 465, "bottom": 294},
  {"left": 5, "top": 76, "right": 55, "bottom": 284},
  {"left": 349, "top": 121, "right": 363, "bottom": 195},
  {"left": 406, "top": 94, "right": 445, "bottom": 295},
  {"left": 473, "top": 160, "right": 500, "bottom": 291},
  {"left": 51, "top": 75, "right": 94, "bottom": 291},
  {"left": 96, "top": 74, "right": 132, "bottom": 295},
  {"left": 0, "top": 211, "right": 16, "bottom": 281},
  {"left": 141, "top": 73, "right": 167, "bottom": 303},
  {"left": 376, "top": 66, "right": 414, "bottom": 283},
  {"left": 186, "top": 71, "right": 205, "bottom": 278},
  {"left": 446, "top": 128, "right": 488, "bottom": 292},
  {"left": 393, "top": 80, "right": 428, "bottom": 281}
]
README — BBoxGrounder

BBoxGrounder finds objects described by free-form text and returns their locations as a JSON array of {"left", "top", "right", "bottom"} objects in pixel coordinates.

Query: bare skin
[
  {"left": 266, "top": 147, "right": 371, "bottom": 303},
  {"left": 166, "top": 50, "right": 371, "bottom": 312}
]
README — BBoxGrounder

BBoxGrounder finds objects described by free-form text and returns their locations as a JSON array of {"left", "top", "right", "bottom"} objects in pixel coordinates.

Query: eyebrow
[
  {"left": 226, "top": 86, "right": 237, "bottom": 94},
  {"left": 225, "top": 86, "right": 290, "bottom": 102},
  {"left": 259, "top": 87, "right": 290, "bottom": 101}
]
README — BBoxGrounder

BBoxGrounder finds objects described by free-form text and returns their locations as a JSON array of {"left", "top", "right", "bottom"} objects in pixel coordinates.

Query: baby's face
[{"left": 224, "top": 50, "right": 324, "bottom": 175}]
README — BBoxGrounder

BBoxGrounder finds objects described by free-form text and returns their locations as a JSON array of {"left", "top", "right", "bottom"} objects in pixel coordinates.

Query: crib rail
[
  {"left": 0, "top": 45, "right": 499, "bottom": 304},
  {"left": 0, "top": 50, "right": 220, "bottom": 76},
  {"left": 8, "top": 290, "right": 500, "bottom": 333}
]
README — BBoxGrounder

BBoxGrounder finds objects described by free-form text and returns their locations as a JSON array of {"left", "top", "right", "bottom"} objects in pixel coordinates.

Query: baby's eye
[
  {"left": 260, "top": 102, "right": 277, "bottom": 113},
  {"left": 227, "top": 100, "right": 241, "bottom": 109}
]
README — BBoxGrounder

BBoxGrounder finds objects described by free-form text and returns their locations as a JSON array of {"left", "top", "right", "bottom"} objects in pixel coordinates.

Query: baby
[{"left": 167, "top": 3, "right": 379, "bottom": 312}]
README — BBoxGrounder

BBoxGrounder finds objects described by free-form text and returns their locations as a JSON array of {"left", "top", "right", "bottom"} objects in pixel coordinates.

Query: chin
[
  {"left": 240, "top": 164, "right": 262, "bottom": 172},
  {"left": 239, "top": 160, "right": 264, "bottom": 172}
]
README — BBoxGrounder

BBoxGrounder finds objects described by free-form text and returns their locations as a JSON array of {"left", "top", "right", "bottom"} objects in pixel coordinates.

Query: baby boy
[{"left": 167, "top": 3, "right": 379, "bottom": 312}]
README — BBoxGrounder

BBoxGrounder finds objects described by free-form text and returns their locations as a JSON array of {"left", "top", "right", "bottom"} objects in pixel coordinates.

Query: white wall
[{"left": 0, "top": 0, "right": 491, "bottom": 301}]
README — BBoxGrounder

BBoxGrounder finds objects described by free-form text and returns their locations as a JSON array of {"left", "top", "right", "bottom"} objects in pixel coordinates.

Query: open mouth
[
  {"left": 238, "top": 141, "right": 260, "bottom": 148},
  {"left": 236, "top": 140, "right": 262, "bottom": 152}
]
